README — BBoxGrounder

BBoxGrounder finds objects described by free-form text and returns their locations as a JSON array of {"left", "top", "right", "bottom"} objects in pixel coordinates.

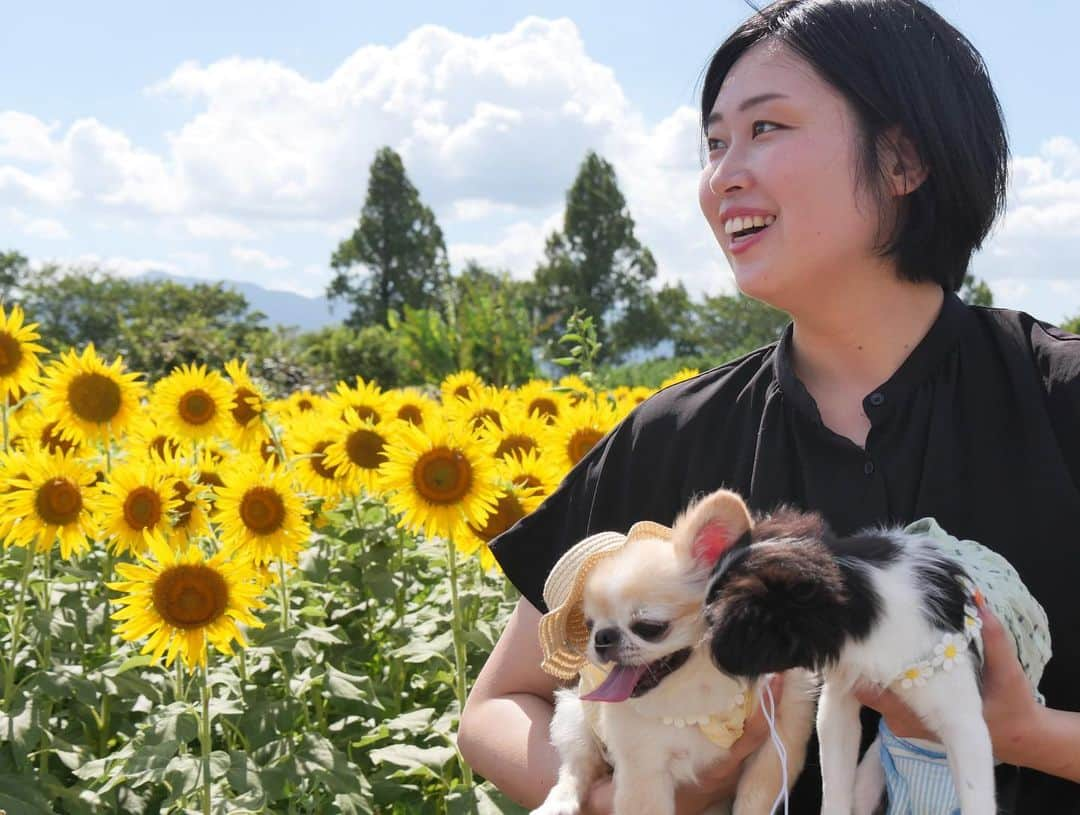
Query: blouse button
[
  {"left": 868, "top": 392, "right": 886, "bottom": 407},
  {"left": 864, "top": 461, "right": 875, "bottom": 476}
]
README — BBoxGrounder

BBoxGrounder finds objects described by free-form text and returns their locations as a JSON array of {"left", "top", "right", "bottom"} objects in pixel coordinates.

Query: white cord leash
[{"left": 759, "top": 678, "right": 790, "bottom": 815}]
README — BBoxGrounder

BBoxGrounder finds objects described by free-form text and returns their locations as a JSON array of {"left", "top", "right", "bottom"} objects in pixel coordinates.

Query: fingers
[
  {"left": 734, "top": 674, "right": 784, "bottom": 758},
  {"left": 977, "top": 602, "right": 1016, "bottom": 668}
]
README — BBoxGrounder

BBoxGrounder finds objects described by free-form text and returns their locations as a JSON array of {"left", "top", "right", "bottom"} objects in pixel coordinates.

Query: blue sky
[{"left": 2, "top": 1, "right": 1078, "bottom": 322}]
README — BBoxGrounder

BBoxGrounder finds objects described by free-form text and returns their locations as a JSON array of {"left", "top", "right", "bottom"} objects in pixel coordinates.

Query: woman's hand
[
  {"left": 583, "top": 675, "right": 784, "bottom": 815},
  {"left": 855, "top": 603, "right": 1043, "bottom": 765}
]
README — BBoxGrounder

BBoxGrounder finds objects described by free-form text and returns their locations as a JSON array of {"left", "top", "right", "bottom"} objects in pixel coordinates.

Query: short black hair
[{"left": 700, "top": 0, "right": 1009, "bottom": 292}]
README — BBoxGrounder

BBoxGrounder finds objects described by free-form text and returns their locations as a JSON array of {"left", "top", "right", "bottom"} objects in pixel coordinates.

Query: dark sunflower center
[
  {"left": 296, "top": 398, "right": 314, "bottom": 412},
  {"left": 150, "top": 434, "right": 181, "bottom": 460},
  {"left": 514, "top": 474, "right": 542, "bottom": 491},
  {"left": 123, "top": 485, "right": 162, "bottom": 529},
  {"left": 568, "top": 428, "right": 603, "bottom": 465},
  {"left": 310, "top": 441, "right": 339, "bottom": 480},
  {"left": 36, "top": 477, "right": 82, "bottom": 525},
  {"left": 346, "top": 429, "right": 386, "bottom": 470},
  {"left": 0, "top": 332, "right": 22, "bottom": 376},
  {"left": 494, "top": 435, "right": 537, "bottom": 460},
  {"left": 469, "top": 492, "right": 525, "bottom": 542},
  {"left": 239, "top": 486, "right": 286, "bottom": 535},
  {"left": 178, "top": 389, "right": 216, "bottom": 425},
  {"left": 231, "top": 387, "right": 260, "bottom": 426},
  {"left": 196, "top": 470, "right": 224, "bottom": 489},
  {"left": 259, "top": 439, "right": 282, "bottom": 466},
  {"left": 172, "top": 480, "right": 196, "bottom": 527},
  {"left": 347, "top": 405, "right": 380, "bottom": 424},
  {"left": 453, "top": 385, "right": 472, "bottom": 400},
  {"left": 41, "top": 420, "right": 78, "bottom": 455},
  {"left": 68, "top": 372, "right": 122, "bottom": 424},
  {"left": 528, "top": 397, "right": 558, "bottom": 422},
  {"left": 471, "top": 408, "right": 502, "bottom": 432},
  {"left": 413, "top": 447, "right": 472, "bottom": 505},
  {"left": 152, "top": 564, "right": 228, "bottom": 629},
  {"left": 397, "top": 404, "right": 423, "bottom": 425}
]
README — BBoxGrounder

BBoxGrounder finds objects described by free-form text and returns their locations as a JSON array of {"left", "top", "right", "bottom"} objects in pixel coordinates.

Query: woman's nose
[{"left": 707, "top": 149, "right": 752, "bottom": 196}]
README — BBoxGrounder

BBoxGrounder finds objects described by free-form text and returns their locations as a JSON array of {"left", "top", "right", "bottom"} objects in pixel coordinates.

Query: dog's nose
[{"left": 593, "top": 627, "right": 620, "bottom": 660}]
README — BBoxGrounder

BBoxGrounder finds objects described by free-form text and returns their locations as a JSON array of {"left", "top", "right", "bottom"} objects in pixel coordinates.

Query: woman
[{"left": 458, "top": 0, "right": 1080, "bottom": 811}]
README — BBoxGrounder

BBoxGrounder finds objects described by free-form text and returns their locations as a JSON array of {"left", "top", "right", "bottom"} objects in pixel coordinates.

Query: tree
[
  {"left": 959, "top": 274, "right": 994, "bottom": 307},
  {"left": 0, "top": 250, "right": 31, "bottom": 303},
  {"left": 12, "top": 265, "right": 322, "bottom": 388},
  {"left": 688, "top": 292, "right": 790, "bottom": 362},
  {"left": 388, "top": 261, "right": 539, "bottom": 387},
  {"left": 1061, "top": 314, "right": 1080, "bottom": 334},
  {"left": 328, "top": 147, "right": 450, "bottom": 328},
  {"left": 529, "top": 151, "right": 658, "bottom": 362}
]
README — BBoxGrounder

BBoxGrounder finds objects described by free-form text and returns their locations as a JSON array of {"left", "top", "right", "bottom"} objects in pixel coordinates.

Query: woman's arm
[
  {"left": 458, "top": 597, "right": 778, "bottom": 814},
  {"left": 457, "top": 597, "right": 565, "bottom": 808},
  {"left": 857, "top": 604, "right": 1080, "bottom": 782}
]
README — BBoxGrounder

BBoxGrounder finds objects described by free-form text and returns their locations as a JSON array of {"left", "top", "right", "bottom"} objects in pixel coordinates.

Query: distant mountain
[{"left": 135, "top": 272, "right": 341, "bottom": 332}]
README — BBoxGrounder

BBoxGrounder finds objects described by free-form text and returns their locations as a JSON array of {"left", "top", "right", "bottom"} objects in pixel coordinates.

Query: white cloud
[
  {"left": 6, "top": 207, "right": 70, "bottom": 240},
  {"left": 230, "top": 246, "right": 289, "bottom": 270},
  {"left": 0, "top": 112, "right": 60, "bottom": 163},
  {"left": 448, "top": 211, "right": 562, "bottom": 279},
  {"left": 36, "top": 253, "right": 185, "bottom": 279},
  {"left": 184, "top": 214, "right": 257, "bottom": 240}
]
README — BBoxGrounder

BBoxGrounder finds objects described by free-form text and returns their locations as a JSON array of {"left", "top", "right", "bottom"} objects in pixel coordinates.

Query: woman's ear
[
  {"left": 880, "top": 125, "right": 928, "bottom": 197},
  {"left": 674, "top": 488, "right": 753, "bottom": 568}
]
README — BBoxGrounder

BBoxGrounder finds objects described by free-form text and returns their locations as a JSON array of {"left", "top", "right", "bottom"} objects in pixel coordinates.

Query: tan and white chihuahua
[{"left": 534, "top": 490, "right": 817, "bottom": 815}]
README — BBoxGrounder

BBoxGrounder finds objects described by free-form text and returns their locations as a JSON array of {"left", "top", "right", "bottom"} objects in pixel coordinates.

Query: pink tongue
[{"left": 581, "top": 664, "right": 648, "bottom": 703}]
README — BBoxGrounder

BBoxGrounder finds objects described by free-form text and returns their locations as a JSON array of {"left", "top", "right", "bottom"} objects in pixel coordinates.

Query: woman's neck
[{"left": 789, "top": 281, "right": 945, "bottom": 397}]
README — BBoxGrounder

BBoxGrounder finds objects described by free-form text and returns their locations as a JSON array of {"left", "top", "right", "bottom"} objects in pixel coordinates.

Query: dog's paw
[{"left": 531, "top": 788, "right": 583, "bottom": 815}]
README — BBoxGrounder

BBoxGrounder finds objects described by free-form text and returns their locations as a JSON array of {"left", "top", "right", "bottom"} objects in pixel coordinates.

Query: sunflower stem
[
  {"left": 445, "top": 537, "right": 475, "bottom": 793},
  {"left": 277, "top": 557, "right": 290, "bottom": 632},
  {"left": 3, "top": 544, "right": 34, "bottom": 706},
  {"left": 200, "top": 658, "right": 212, "bottom": 815},
  {"left": 2, "top": 394, "right": 8, "bottom": 452}
]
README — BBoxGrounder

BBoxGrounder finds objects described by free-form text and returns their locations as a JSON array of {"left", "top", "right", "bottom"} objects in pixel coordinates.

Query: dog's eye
[
  {"left": 630, "top": 620, "right": 670, "bottom": 641},
  {"left": 788, "top": 582, "right": 818, "bottom": 604},
  {"left": 584, "top": 617, "right": 594, "bottom": 632}
]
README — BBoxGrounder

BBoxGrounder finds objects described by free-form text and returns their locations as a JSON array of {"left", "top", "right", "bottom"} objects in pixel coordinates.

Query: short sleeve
[{"left": 489, "top": 397, "right": 684, "bottom": 612}]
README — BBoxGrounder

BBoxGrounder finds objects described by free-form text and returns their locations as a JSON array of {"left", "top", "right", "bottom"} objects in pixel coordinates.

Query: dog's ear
[{"left": 675, "top": 489, "right": 753, "bottom": 568}]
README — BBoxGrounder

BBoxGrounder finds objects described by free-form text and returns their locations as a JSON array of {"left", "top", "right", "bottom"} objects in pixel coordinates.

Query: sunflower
[
  {"left": 444, "top": 385, "right": 509, "bottom": 435},
  {"left": 325, "top": 377, "right": 388, "bottom": 425},
  {"left": 155, "top": 453, "right": 212, "bottom": 546},
  {"left": 476, "top": 408, "right": 548, "bottom": 463},
  {"left": 272, "top": 388, "right": 323, "bottom": 421},
  {"left": 123, "top": 416, "right": 185, "bottom": 465},
  {"left": 379, "top": 419, "right": 500, "bottom": 541},
  {"left": 38, "top": 344, "right": 145, "bottom": 445},
  {"left": 556, "top": 374, "right": 594, "bottom": 406},
  {"left": 0, "top": 304, "right": 47, "bottom": 403},
  {"left": 322, "top": 413, "right": 393, "bottom": 496},
  {"left": 384, "top": 388, "right": 438, "bottom": 429},
  {"left": 150, "top": 363, "right": 233, "bottom": 441},
  {"left": 95, "top": 459, "right": 180, "bottom": 556},
  {"left": 18, "top": 410, "right": 82, "bottom": 457},
  {"left": 499, "top": 447, "right": 562, "bottom": 498},
  {"left": 514, "top": 379, "right": 564, "bottom": 425},
  {"left": 439, "top": 370, "right": 486, "bottom": 405},
  {"left": 1, "top": 448, "right": 99, "bottom": 558},
  {"left": 543, "top": 399, "right": 620, "bottom": 472},
  {"left": 285, "top": 412, "right": 349, "bottom": 501},
  {"left": 659, "top": 368, "right": 701, "bottom": 390},
  {"left": 214, "top": 460, "right": 311, "bottom": 566},
  {"left": 223, "top": 359, "right": 267, "bottom": 451},
  {"left": 461, "top": 479, "right": 543, "bottom": 558},
  {"left": 108, "top": 529, "right": 266, "bottom": 673}
]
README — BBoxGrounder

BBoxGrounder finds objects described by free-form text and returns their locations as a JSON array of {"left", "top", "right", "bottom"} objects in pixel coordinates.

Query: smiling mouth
[{"left": 579, "top": 647, "right": 694, "bottom": 703}]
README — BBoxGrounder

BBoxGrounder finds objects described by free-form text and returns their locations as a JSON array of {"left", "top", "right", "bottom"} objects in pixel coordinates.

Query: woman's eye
[
  {"left": 707, "top": 121, "right": 781, "bottom": 152},
  {"left": 630, "top": 620, "right": 670, "bottom": 641}
]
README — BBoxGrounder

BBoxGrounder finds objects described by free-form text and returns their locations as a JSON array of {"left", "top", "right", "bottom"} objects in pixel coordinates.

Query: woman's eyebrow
[{"left": 707, "top": 92, "right": 790, "bottom": 125}]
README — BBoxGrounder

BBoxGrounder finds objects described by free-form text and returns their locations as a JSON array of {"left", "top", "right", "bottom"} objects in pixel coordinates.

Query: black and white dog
[{"left": 697, "top": 488, "right": 1026, "bottom": 815}]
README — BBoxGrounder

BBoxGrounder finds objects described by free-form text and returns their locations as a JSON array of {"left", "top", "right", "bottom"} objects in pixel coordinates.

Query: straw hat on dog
[{"left": 539, "top": 520, "right": 675, "bottom": 680}]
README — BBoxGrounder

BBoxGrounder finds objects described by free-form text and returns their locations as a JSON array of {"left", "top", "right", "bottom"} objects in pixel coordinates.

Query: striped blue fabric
[{"left": 879, "top": 719, "right": 962, "bottom": 815}]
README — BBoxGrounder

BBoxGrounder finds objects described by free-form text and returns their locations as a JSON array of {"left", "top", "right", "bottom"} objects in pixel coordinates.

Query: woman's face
[{"left": 699, "top": 40, "right": 893, "bottom": 312}]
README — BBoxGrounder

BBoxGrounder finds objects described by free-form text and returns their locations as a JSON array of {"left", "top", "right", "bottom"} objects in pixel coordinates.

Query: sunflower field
[{"left": 0, "top": 304, "right": 699, "bottom": 814}]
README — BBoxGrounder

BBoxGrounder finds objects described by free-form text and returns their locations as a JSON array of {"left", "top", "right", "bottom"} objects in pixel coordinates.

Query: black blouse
[{"left": 490, "top": 290, "right": 1080, "bottom": 812}]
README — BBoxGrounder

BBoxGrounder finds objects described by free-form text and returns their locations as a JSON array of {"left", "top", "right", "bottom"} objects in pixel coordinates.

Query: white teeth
[{"left": 723, "top": 214, "right": 776, "bottom": 234}]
